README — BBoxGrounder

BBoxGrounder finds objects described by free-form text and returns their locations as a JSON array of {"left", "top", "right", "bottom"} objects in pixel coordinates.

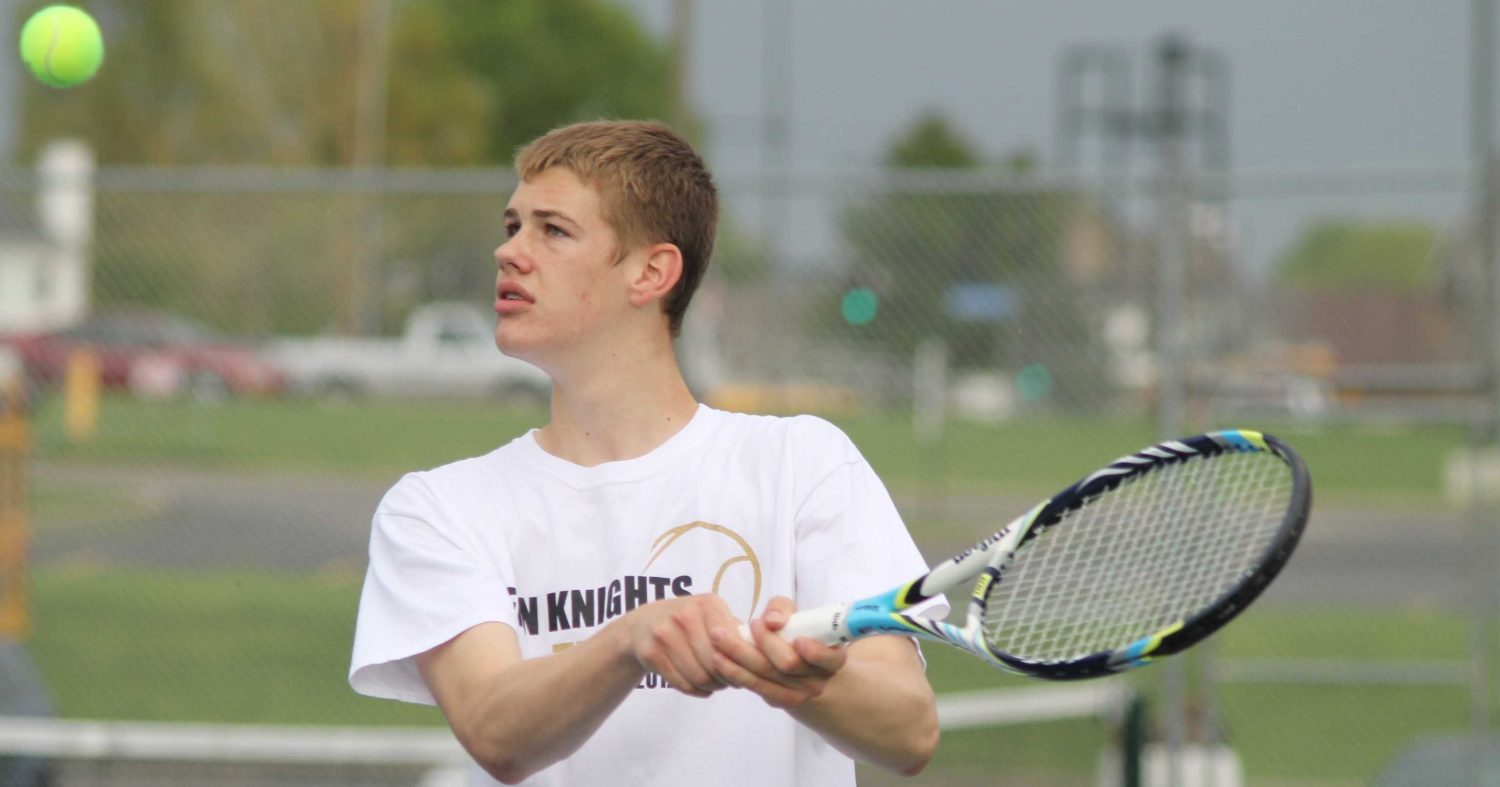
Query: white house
[{"left": 0, "top": 140, "right": 93, "bottom": 334}]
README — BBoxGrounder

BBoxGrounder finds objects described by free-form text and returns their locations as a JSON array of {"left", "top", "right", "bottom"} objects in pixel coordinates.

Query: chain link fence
[{"left": 0, "top": 157, "right": 1484, "bottom": 785}]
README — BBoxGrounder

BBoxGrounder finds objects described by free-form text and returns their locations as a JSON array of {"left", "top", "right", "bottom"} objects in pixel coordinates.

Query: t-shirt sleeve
[
  {"left": 349, "top": 473, "right": 518, "bottom": 705},
  {"left": 792, "top": 420, "right": 947, "bottom": 620}
]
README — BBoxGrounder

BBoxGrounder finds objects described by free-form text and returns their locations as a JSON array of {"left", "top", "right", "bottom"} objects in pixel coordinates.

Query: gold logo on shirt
[{"left": 644, "top": 521, "right": 762, "bottom": 616}]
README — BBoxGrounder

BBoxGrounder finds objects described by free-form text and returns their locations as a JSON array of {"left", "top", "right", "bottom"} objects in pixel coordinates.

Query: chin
[
  {"left": 494, "top": 329, "right": 527, "bottom": 357},
  {"left": 496, "top": 330, "right": 546, "bottom": 365}
]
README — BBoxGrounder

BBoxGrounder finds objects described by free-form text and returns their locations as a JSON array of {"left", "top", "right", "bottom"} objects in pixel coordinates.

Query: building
[{"left": 0, "top": 141, "right": 93, "bottom": 334}]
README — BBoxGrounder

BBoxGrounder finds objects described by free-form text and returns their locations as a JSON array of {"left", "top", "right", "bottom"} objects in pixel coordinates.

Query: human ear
[{"left": 628, "top": 243, "right": 684, "bottom": 307}]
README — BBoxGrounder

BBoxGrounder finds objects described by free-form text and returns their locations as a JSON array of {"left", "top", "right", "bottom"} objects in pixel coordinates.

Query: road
[
  {"left": 33, "top": 462, "right": 392, "bottom": 574},
  {"left": 29, "top": 462, "right": 1480, "bottom": 610}
]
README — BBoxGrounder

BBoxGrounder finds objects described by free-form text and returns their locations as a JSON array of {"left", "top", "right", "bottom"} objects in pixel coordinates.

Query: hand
[
  {"left": 623, "top": 594, "right": 742, "bottom": 699},
  {"left": 708, "top": 596, "right": 849, "bottom": 709}
]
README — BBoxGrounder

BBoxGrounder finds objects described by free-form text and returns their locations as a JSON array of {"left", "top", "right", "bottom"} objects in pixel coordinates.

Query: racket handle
[{"left": 735, "top": 603, "right": 852, "bottom": 646}]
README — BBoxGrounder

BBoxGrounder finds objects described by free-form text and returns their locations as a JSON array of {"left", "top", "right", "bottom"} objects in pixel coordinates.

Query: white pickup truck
[{"left": 269, "top": 302, "right": 550, "bottom": 403}]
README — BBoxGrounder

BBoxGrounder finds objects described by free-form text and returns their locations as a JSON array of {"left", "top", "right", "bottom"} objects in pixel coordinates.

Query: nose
[{"left": 495, "top": 235, "right": 531, "bottom": 273}]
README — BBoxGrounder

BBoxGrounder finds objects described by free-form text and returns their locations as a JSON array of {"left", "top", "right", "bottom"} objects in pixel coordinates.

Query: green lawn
[
  {"left": 26, "top": 568, "right": 1476, "bottom": 783},
  {"left": 27, "top": 395, "right": 1464, "bottom": 506},
  {"left": 15, "top": 396, "right": 1476, "bottom": 783},
  {"left": 29, "top": 396, "right": 550, "bottom": 480},
  {"left": 1215, "top": 608, "right": 1471, "bottom": 782},
  {"left": 30, "top": 568, "right": 443, "bottom": 727}
]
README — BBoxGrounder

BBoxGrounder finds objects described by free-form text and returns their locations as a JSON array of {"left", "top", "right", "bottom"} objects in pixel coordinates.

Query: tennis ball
[{"left": 18, "top": 5, "right": 104, "bottom": 88}]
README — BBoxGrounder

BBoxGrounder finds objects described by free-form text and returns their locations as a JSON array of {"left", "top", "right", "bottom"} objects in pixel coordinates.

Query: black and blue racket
[{"left": 751, "top": 430, "right": 1311, "bottom": 680}]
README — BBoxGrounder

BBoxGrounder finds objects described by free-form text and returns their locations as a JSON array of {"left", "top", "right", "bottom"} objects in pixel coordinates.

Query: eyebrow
[{"left": 503, "top": 207, "right": 579, "bottom": 228}]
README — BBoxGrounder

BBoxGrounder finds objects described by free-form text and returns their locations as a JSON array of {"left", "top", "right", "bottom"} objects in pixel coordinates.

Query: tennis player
[{"left": 350, "top": 120, "right": 940, "bottom": 786}]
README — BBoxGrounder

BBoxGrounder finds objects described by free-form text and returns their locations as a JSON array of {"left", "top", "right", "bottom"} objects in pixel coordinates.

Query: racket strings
[{"left": 980, "top": 451, "right": 1290, "bottom": 663}]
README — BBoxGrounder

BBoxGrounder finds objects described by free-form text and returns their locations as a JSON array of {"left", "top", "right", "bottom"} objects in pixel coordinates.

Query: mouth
[{"left": 497, "top": 282, "right": 533, "bottom": 304}]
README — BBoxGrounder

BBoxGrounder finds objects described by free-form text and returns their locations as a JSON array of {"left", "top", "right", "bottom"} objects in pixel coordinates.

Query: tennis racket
[{"left": 747, "top": 429, "right": 1311, "bottom": 680}]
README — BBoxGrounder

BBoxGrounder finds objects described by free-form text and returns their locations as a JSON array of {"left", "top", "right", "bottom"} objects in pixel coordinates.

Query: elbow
[
  {"left": 459, "top": 727, "right": 541, "bottom": 785},
  {"left": 468, "top": 738, "right": 540, "bottom": 786},
  {"left": 900, "top": 722, "right": 940, "bottom": 777},
  {"left": 467, "top": 741, "right": 530, "bottom": 785},
  {"left": 480, "top": 759, "right": 532, "bottom": 786}
]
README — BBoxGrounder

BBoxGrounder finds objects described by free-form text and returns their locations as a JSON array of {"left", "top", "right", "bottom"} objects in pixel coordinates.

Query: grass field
[
  {"left": 28, "top": 394, "right": 1463, "bottom": 506},
  {"left": 26, "top": 568, "right": 1474, "bottom": 783},
  {"left": 16, "top": 395, "right": 1476, "bottom": 782}
]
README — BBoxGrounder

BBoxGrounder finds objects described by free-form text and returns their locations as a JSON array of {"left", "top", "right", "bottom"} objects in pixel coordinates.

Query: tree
[
  {"left": 884, "top": 111, "right": 980, "bottom": 169},
  {"left": 836, "top": 111, "right": 1105, "bottom": 407},
  {"left": 14, "top": 0, "right": 676, "bottom": 166},
  {"left": 405, "top": 0, "right": 676, "bottom": 165},
  {"left": 12, "top": 1, "right": 683, "bottom": 336},
  {"left": 1273, "top": 219, "right": 1440, "bottom": 292}
]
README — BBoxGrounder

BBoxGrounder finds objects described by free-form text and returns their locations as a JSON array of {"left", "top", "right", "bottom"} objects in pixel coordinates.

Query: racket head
[{"left": 971, "top": 429, "right": 1311, "bottom": 680}]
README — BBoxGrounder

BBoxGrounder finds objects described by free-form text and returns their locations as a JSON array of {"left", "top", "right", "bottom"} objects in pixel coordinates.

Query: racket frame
[{"left": 808, "top": 429, "right": 1312, "bottom": 680}]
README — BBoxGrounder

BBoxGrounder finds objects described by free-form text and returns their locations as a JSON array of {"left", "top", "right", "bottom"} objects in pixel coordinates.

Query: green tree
[
  {"left": 13, "top": 1, "right": 682, "bottom": 336},
  {"left": 403, "top": 0, "right": 675, "bottom": 165},
  {"left": 884, "top": 111, "right": 980, "bottom": 169},
  {"left": 836, "top": 112, "right": 1104, "bottom": 406},
  {"left": 15, "top": 0, "right": 677, "bottom": 166},
  {"left": 1273, "top": 219, "right": 1440, "bottom": 292}
]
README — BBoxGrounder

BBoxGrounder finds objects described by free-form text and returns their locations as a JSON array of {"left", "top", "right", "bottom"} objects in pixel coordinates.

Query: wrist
[{"left": 600, "top": 612, "right": 646, "bottom": 676}]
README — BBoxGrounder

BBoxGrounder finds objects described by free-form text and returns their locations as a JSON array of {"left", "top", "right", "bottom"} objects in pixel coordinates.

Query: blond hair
[{"left": 515, "top": 120, "right": 718, "bottom": 337}]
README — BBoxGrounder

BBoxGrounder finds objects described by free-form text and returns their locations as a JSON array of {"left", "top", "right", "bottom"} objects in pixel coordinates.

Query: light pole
[
  {"left": 1470, "top": 3, "right": 1497, "bottom": 783},
  {"left": 345, "top": 0, "right": 393, "bottom": 335},
  {"left": 1057, "top": 34, "right": 1232, "bottom": 787}
]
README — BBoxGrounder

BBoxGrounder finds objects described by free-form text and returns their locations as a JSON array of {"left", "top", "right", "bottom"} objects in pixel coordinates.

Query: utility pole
[
  {"left": 352, "top": 0, "right": 392, "bottom": 175},
  {"left": 669, "top": 0, "right": 695, "bottom": 134},
  {"left": 0, "top": 0, "right": 18, "bottom": 162},
  {"left": 1469, "top": 3, "right": 1497, "bottom": 784},
  {"left": 1057, "top": 34, "right": 1231, "bottom": 787},
  {"left": 1155, "top": 35, "right": 1189, "bottom": 441},
  {"left": 1155, "top": 36, "right": 1192, "bottom": 787},
  {"left": 762, "top": 0, "right": 792, "bottom": 286},
  {"left": 345, "top": 0, "right": 392, "bottom": 335},
  {"left": 1056, "top": 35, "right": 1230, "bottom": 337}
]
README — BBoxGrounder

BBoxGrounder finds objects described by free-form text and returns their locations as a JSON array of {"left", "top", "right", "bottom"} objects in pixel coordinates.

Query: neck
[{"left": 535, "top": 331, "right": 699, "bottom": 467}]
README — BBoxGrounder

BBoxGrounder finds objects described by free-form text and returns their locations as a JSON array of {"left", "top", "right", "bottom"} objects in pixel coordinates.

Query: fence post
[{"left": 0, "top": 380, "right": 31, "bottom": 640}]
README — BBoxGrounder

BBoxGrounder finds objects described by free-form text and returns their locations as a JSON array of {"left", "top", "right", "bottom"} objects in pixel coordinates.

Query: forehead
[{"left": 507, "top": 167, "right": 605, "bottom": 221}]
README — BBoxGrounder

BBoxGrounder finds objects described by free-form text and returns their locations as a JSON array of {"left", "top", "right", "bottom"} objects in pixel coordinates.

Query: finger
[
  {"left": 649, "top": 617, "right": 724, "bottom": 695},
  {"left": 791, "top": 636, "right": 847, "bottom": 675},
  {"left": 638, "top": 637, "right": 713, "bottom": 697},
  {"left": 673, "top": 606, "right": 729, "bottom": 691},
  {"left": 646, "top": 660, "right": 712, "bottom": 699},
  {"left": 761, "top": 596, "right": 796, "bottom": 632},
  {"left": 713, "top": 625, "right": 811, "bottom": 695},
  {"left": 666, "top": 642, "right": 725, "bottom": 694},
  {"left": 711, "top": 651, "right": 815, "bottom": 710},
  {"left": 750, "top": 617, "right": 818, "bottom": 678},
  {"left": 711, "top": 625, "right": 778, "bottom": 676}
]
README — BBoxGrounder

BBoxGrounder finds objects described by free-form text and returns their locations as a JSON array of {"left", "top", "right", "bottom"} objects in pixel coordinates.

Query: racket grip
[{"left": 735, "top": 603, "right": 852, "bottom": 646}]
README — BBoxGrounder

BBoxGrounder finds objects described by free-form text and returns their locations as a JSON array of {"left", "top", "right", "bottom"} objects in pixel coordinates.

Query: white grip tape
[{"left": 735, "top": 603, "right": 851, "bottom": 646}]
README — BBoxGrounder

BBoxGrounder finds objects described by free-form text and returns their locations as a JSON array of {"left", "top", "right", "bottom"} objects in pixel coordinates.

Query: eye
[
  {"left": 504, "top": 221, "right": 520, "bottom": 238},
  {"left": 545, "top": 223, "right": 569, "bottom": 238}
]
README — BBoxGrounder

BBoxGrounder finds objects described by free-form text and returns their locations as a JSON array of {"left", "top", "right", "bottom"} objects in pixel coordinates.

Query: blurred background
[{"left": 0, "top": 1, "right": 1489, "bottom": 785}]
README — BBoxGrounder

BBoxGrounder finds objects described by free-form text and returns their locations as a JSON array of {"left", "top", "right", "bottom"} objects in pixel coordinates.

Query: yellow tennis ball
[{"left": 18, "top": 5, "right": 104, "bottom": 88}]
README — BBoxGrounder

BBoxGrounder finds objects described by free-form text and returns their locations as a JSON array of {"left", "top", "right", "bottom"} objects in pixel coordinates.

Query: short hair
[{"left": 515, "top": 120, "right": 718, "bottom": 337}]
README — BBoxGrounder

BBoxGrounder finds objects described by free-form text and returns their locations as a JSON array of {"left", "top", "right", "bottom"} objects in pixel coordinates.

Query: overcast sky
[
  {"left": 1, "top": 2, "right": 1476, "bottom": 171},
  {"left": 619, "top": 1, "right": 1477, "bottom": 274},
  {"left": 621, "top": 1, "right": 1470, "bottom": 172},
  {"left": 0, "top": 1, "right": 1481, "bottom": 273}
]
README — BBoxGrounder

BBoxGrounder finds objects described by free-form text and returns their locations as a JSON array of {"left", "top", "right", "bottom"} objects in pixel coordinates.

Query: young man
[{"left": 350, "top": 120, "right": 941, "bottom": 786}]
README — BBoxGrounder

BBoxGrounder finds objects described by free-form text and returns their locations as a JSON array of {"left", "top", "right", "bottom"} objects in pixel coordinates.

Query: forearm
[
  {"left": 441, "top": 622, "right": 642, "bottom": 784},
  {"left": 789, "top": 643, "right": 939, "bottom": 775}
]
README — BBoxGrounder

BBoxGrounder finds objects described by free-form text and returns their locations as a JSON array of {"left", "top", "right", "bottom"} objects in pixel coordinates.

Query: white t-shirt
[{"left": 350, "top": 405, "right": 935, "bottom": 787}]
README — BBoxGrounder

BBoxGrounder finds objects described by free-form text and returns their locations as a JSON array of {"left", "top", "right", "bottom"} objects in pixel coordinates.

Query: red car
[{"left": 4, "top": 311, "right": 285, "bottom": 401}]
